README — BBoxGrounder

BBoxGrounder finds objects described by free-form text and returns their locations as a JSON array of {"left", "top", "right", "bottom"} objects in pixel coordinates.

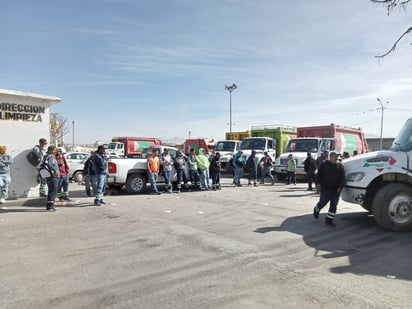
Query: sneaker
[
  {"left": 325, "top": 219, "right": 336, "bottom": 227},
  {"left": 0, "top": 198, "right": 5, "bottom": 204},
  {"left": 99, "top": 200, "right": 106, "bottom": 205},
  {"left": 94, "top": 199, "right": 101, "bottom": 206},
  {"left": 254, "top": 183, "right": 258, "bottom": 187},
  {"left": 313, "top": 207, "right": 319, "bottom": 219},
  {"left": 47, "top": 207, "right": 57, "bottom": 212},
  {"left": 64, "top": 197, "right": 72, "bottom": 202}
]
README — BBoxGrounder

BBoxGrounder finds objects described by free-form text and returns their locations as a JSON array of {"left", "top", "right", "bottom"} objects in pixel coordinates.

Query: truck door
[{"left": 320, "top": 138, "right": 338, "bottom": 154}]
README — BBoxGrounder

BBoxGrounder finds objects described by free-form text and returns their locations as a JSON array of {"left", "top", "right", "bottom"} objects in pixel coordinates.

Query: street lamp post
[
  {"left": 225, "top": 83, "right": 237, "bottom": 133},
  {"left": 376, "top": 98, "right": 389, "bottom": 149}
]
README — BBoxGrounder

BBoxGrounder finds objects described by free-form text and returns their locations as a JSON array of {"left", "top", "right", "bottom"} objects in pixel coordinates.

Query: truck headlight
[{"left": 346, "top": 172, "right": 365, "bottom": 182}]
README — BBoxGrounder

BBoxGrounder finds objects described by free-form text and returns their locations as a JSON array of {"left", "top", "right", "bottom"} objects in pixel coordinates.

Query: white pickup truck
[{"left": 107, "top": 146, "right": 190, "bottom": 194}]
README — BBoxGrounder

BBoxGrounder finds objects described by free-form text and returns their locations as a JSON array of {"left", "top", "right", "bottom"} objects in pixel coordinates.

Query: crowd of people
[{"left": 1, "top": 140, "right": 347, "bottom": 227}]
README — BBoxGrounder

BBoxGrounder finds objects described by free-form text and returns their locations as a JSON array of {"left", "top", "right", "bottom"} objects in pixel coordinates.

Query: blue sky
[{"left": 1, "top": 0, "right": 412, "bottom": 144}]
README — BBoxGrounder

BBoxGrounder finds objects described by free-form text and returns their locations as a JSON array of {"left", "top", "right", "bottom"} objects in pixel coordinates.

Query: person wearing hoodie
[
  {"left": 246, "top": 150, "right": 258, "bottom": 186},
  {"left": 0, "top": 145, "right": 13, "bottom": 207},
  {"left": 232, "top": 150, "right": 245, "bottom": 186},
  {"left": 188, "top": 148, "right": 201, "bottom": 190},
  {"left": 197, "top": 148, "right": 211, "bottom": 190},
  {"left": 210, "top": 152, "right": 222, "bottom": 190}
]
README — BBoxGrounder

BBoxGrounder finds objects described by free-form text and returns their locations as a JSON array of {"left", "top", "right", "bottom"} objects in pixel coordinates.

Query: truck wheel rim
[
  {"left": 388, "top": 195, "right": 412, "bottom": 224},
  {"left": 132, "top": 178, "right": 143, "bottom": 191}
]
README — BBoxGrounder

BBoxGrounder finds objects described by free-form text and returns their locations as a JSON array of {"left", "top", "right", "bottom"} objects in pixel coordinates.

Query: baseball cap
[{"left": 329, "top": 151, "right": 340, "bottom": 157}]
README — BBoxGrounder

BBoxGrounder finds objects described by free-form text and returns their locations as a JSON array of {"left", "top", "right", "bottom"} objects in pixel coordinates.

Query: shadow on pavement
[{"left": 254, "top": 211, "right": 412, "bottom": 281}]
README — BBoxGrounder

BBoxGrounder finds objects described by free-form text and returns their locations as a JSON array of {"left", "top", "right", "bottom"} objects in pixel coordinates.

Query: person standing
[
  {"left": 0, "top": 145, "right": 13, "bottom": 208},
  {"left": 304, "top": 152, "right": 317, "bottom": 191},
  {"left": 188, "top": 148, "right": 201, "bottom": 190},
  {"left": 210, "top": 152, "right": 222, "bottom": 190},
  {"left": 313, "top": 151, "right": 345, "bottom": 227},
  {"left": 92, "top": 145, "right": 109, "bottom": 205},
  {"left": 160, "top": 148, "right": 173, "bottom": 193},
  {"left": 33, "top": 138, "right": 48, "bottom": 196},
  {"left": 261, "top": 152, "right": 275, "bottom": 185},
  {"left": 286, "top": 153, "right": 296, "bottom": 185},
  {"left": 173, "top": 151, "right": 188, "bottom": 193},
  {"left": 232, "top": 150, "right": 245, "bottom": 187},
  {"left": 197, "top": 148, "right": 211, "bottom": 190},
  {"left": 246, "top": 150, "right": 258, "bottom": 186},
  {"left": 55, "top": 149, "right": 72, "bottom": 201},
  {"left": 43, "top": 146, "right": 60, "bottom": 212},
  {"left": 83, "top": 151, "right": 95, "bottom": 197},
  {"left": 147, "top": 149, "right": 161, "bottom": 195}
]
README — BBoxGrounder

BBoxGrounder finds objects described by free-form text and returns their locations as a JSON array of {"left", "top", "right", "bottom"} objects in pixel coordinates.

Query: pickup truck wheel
[
  {"left": 125, "top": 173, "right": 147, "bottom": 194},
  {"left": 372, "top": 183, "right": 412, "bottom": 232}
]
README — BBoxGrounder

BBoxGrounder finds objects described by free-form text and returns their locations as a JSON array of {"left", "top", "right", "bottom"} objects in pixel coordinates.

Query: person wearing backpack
[
  {"left": 83, "top": 151, "right": 95, "bottom": 197},
  {"left": 28, "top": 138, "right": 48, "bottom": 197},
  {"left": 0, "top": 144, "right": 13, "bottom": 208},
  {"left": 42, "top": 146, "right": 60, "bottom": 212},
  {"left": 92, "top": 146, "right": 108, "bottom": 206}
]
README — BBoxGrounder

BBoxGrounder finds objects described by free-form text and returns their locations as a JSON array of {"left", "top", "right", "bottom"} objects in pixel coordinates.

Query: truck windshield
[
  {"left": 215, "top": 141, "right": 236, "bottom": 152},
  {"left": 107, "top": 143, "right": 117, "bottom": 150},
  {"left": 286, "top": 139, "right": 318, "bottom": 152},
  {"left": 390, "top": 118, "right": 412, "bottom": 152},
  {"left": 240, "top": 139, "right": 266, "bottom": 150}
]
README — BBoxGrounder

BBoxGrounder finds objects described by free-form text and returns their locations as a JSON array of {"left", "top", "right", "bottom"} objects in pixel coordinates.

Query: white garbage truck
[{"left": 342, "top": 118, "right": 412, "bottom": 231}]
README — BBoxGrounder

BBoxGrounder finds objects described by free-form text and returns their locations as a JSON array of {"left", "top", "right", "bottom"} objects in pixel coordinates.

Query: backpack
[
  {"left": 38, "top": 155, "right": 52, "bottom": 178},
  {"left": 26, "top": 146, "right": 42, "bottom": 167}
]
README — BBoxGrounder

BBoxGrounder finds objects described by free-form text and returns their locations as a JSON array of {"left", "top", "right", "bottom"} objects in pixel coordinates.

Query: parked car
[{"left": 64, "top": 152, "right": 90, "bottom": 182}]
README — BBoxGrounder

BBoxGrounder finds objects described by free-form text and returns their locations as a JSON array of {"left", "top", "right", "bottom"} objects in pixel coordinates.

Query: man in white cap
[{"left": 313, "top": 151, "right": 345, "bottom": 227}]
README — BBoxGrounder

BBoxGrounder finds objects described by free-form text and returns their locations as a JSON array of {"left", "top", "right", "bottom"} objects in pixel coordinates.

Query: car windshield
[
  {"left": 390, "top": 118, "right": 412, "bottom": 152},
  {"left": 285, "top": 139, "right": 318, "bottom": 152},
  {"left": 240, "top": 139, "right": 266, "bottom": 150},
  {"left": 215, "top": 141, "right": 236, "bottom": 152}
]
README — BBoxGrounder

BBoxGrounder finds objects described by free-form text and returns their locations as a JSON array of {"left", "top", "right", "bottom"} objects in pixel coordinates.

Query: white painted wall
[{"left": 0, "top": 89, "right": 61, "bottom": 198}]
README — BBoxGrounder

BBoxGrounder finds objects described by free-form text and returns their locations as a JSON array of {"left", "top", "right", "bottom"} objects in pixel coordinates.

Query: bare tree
[
  {"left": 50, "top": 113, "right": 69, "bottom": 147},
  {"left": 372, "top": 0, "right": 412, "bottom": 58}
]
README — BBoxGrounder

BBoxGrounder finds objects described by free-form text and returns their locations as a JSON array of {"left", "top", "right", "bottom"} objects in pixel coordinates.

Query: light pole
[
  {"left": 72, "top": 120, "right": 75, "bottom": 150},
  {"left": 225, "top": 83, "right": 237, "bottom": 133},
  {"left": 376, "top": 98, "right": 389, "bottom": 149}
]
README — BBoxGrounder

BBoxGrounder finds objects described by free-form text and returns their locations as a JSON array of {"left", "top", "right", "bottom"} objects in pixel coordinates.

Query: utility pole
[
  {"left": 376, "top": 98, "right": 389, "bottom": 149},
  {"left": 72, "top": 120, "right": 75, "bottom": 150}
]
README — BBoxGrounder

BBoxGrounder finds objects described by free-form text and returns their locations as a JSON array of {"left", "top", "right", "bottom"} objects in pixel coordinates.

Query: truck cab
[
  {"left": 214, "top": 140, "right": 240, "bottom": 172},
  {"left": 239, "top": 137, "right": 276, "bottom": 170},
  {"left": 106, "top": 142, "right": 124, "bottom": 158},
  {"left": 274, "top": 137, "right": 335, "bottom": 180},
  {"left": 342, "top": 118, "right": 412, "bottom": 231}
]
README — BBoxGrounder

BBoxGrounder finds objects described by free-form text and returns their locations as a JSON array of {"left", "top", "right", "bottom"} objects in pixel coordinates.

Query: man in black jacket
[
  {"left": 304, "top": 152, "right": 317, "bottom": 191},
  {"left": 313, "top": 151, "right": 345, "bottom": 227}
]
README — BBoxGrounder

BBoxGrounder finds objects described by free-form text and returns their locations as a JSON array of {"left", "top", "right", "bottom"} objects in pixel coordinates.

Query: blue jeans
[
  {"left": 189, "top": 169, "right": 200, "bottom": 189},
  {"left": 149, "top": 172, "right": 159, "bottom": 193},
  {"left": 199, "top": 168, "right": 210, "bottom": 189},
  {"left": 287, "top": 171, "right": 296, "bottom": 184},
  {"left": 46, "top": 177, "right": 59, "bottom": 209},
  {"left": 0, "top": 173, "right": 11, "bottom": 199},
  {"left": 176, "top": 169, "right": 187, "bottom": 190},
  {"left": 163, "top": 171, "right": 172, "bottom": 191},
  {"left": 57, "top": 175, "right": 70, "bottom": 199},
  {"left": 92, "top": 174, "right": 107, "bottom": 200},
  {"left": 234, "top": 166, "right": 243, "bottom": 186},
  {"left": 315, "top": 188, "right": 340, "bottom": 220},
  {"left": 262, "top": 166, "right": 275, "bottom": 184}
]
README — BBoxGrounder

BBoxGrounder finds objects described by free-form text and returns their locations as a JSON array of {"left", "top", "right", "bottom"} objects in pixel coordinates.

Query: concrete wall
[{"left": 0, "top": 89, "right": 60, "bottom": 198}]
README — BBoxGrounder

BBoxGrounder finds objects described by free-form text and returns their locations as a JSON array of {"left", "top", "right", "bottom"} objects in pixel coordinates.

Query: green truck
[{"left": 251, "top": 125, "right": 297, "bottom": 157}]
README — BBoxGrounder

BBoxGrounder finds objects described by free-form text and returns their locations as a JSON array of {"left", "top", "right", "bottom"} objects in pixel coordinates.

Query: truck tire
[
  {"left": 125, "top": 173, "right": 147, "bottom": 194},
  {"left": 372, "top": 183, "right": 412, "bottom": 232}
]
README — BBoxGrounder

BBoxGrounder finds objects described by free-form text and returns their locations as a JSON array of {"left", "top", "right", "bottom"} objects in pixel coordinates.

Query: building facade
[{"left": 0, "top": 89, "right": 61, "bottom": 198}]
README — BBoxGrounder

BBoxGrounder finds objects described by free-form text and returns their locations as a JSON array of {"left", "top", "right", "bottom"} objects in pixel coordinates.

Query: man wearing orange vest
[{"left": 147, "top": 149, "right": 161, "bottom": 195}]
